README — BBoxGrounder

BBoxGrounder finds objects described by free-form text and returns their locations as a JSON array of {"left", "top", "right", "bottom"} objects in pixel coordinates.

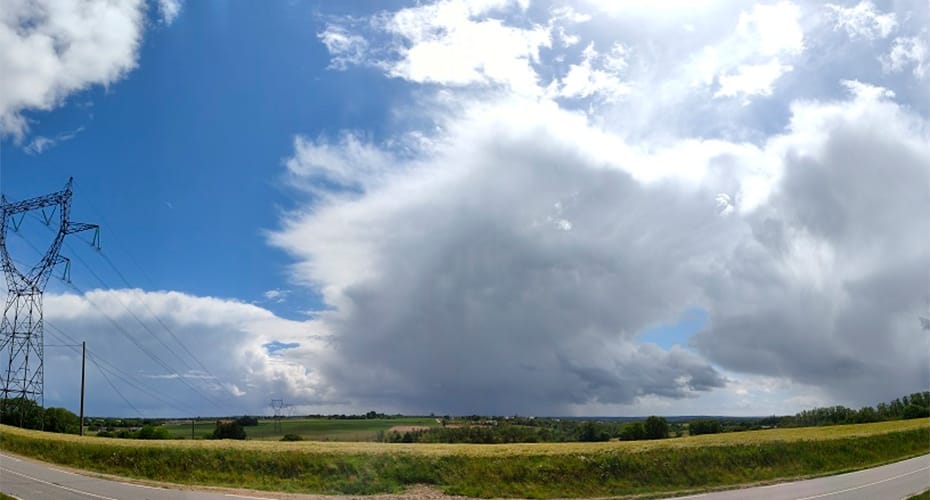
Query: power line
[
  {"left": 45, "top": 323, "right": 194, "bottom": 416},
  {"left": 27, "top": 209, "right": 241, "bottom": 403},
  {"left": 95, "top": 249, "right": 239, "bottom": 400},
  {"left": 9, "top": 226, "right": 228, "bottom": 411},
  {"left": 71, "top": 179, "right": 161, "bottom": 290},
  {"left": 64, "top": 280, "right": 228, "bottom": 411},
  {"left": 87, "top": 352, "right": 144, "bottom": 419},
  {"left": 50, "top": 220, "right": 197, "bottom": 374}
]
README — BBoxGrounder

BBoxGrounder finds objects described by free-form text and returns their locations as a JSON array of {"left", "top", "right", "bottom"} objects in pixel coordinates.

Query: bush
[
  {"left": 577, "top": 421, "right": 610, "bottom": 442},
  {"left": 644, "top": 416, "right": 669, "bottom": 439},
  {"left": 211, "top": 421, "right": 247, "bottom": 440},
  {"left": 689, "top": 419, "right": 722, "bottom": 436},
  {"left": 136, "top": 425, "right": 170, "bottom": 440},
  {"left": 43, "top": 407, "right": 80, "bottom": 434},
  {"left": 620, "top": 422, "right": 646, "bottom": 441},
  {"left": 235, "top": 416, "right": 259, "bottom": 427},
  {"left": 281, "top": 433, "right": 304, "bottom": 441}
]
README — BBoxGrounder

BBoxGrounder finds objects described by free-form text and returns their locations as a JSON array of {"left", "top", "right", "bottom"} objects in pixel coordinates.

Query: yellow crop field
[
  {"left": 2, "top": 417, "right": 926, "bottom": 456},
  {"left": 2, "top": 419, "right": 927, "bottom": 497}
]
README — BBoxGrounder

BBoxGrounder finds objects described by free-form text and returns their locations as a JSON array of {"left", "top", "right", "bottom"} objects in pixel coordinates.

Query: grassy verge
[
  {"left": 1, "top": 419, "right": 928, "bottom": 498},
  {"left": 909, "top": 491, "right": 930, "bottom": 500}
]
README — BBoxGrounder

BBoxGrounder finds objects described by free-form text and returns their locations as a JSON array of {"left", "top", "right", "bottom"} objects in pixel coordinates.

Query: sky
[{"left": 0, "top": 0, "right": 928, "bottom": 418}]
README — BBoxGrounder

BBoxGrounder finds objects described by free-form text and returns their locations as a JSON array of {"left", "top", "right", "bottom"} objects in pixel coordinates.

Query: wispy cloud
[
  {"left": 263, "top": 289, "right": 290, "bottom": 303},
  {"left": 24, "top": 126, "right": 85, "bottom": 155},
  {"left": 157, "top": 0, "right": 183, "bottom": 25}
]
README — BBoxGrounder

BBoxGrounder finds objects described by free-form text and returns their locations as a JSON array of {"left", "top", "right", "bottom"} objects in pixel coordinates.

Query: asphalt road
[
  {"left": 0, "top": 451, "right": 927, "bottom": 499},
  {"left": 0, "top": 453, "right": 251, "bottom": 500},
  {"left": 664, "top": 454, "right": 930, "bottom": 500}
]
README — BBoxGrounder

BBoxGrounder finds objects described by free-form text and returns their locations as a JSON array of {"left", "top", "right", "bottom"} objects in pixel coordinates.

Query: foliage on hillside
[
  {"left": 769, "top": 391, "right": 930, "bottom": 428},
  {"left": 0, "top": 398, "right": 79, "bottom": 434},
  {"left": 378, "top": 415, "right": 680, "bottom": 444}
]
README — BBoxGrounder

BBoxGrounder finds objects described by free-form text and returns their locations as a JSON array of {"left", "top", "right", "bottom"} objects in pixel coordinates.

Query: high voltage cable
[
  {"left": 44, "top": 327, "right": 146, "bottom": 419},
  {"left": 64, "top": 280, "right": 229, "bottom": 411},
  {"left": 45, "top": 323, "right": 195, "bottom": 416},
  {"left": 65, "top": 239, "right": 196, "bottom": 372},
  {"left": 71, "top": 179, "right": 161, "bottom": 291},
  {"left": 87, "top": 352, "right": 145, "bottom": 419},
  {"left": 10, "top": 229, "right": 228, "bottom": 412},
  {"left": 24, "top": 210, "right": 196, "bottom": 374},
  {"left": 16, "top": 217, "right": 228, "bottom": 408},
  {"left": 26, "top": 207, "right": 241, "bottom": 403},
  {"left": 95, "top": 249, "right": 239, "bottom": 400},
  {"left": 89, "top": 352, "right": 191, "bottom": 416}
]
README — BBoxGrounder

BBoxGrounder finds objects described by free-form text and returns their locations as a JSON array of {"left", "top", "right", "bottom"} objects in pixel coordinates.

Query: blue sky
[
  {"left": 2, "top": 1, "right": 404, "bottom": 319},
  {"left": 1, "top": 0, "right": 928, "bottom": 418}
]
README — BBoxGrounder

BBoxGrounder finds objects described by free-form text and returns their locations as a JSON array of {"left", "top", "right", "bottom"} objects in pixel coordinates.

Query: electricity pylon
[
  {"left": 0, "top": 178, "right": 98, "bottom": 418},
  {"left": 271, "top": 398, "right": 285, "bottom": 433}
]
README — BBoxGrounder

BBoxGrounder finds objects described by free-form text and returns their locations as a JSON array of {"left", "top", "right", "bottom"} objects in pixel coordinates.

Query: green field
[
  {"left": 159, "top": 417, "right": 438, "bottom": 441},
  {"left": 1, "top": 419, "right": 928, "bottom": 498}
]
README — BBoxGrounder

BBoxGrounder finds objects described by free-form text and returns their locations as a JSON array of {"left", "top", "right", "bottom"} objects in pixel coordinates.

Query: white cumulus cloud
[
  {"left": 0, "top": 0, "right": 146, "bottom": 139},
  {"left": 827, "top": 1, "right": 897, "bottom": 40}
]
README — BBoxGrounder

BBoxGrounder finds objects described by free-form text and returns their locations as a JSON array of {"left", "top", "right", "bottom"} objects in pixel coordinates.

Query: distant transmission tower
[
  {"left": 271, "top": 398, "right": 285, "bottom": 433},
  {"left": 0, "top": 178, "right": 98, "bottom": 417}
]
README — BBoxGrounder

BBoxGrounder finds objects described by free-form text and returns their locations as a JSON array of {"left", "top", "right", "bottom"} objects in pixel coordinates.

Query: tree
[
  {"left": 136, "top": 425, "right": 170, "bottom": 439},
  {"left": 902, "top": 404, "right": 930, "bottom": 420},
  {"left": 211, "top": 420, "right": 246, "bottom": 440},
  {"left": 235, "top": 415, "right": 259, "bottom": 427},
  {"left": 0, "top": 398, "right": 44, "bottom": 430},
  {"left": 619, "top": 422, "right": 646, "bottom": 441},
  {"left": 644, "top": 416, "right": 669, "bottom": 439},
  {"left": 688, "top": 419, "right": 721, "bottom": 436},
  {"left": 577, "top": 421, "right": 609, "bottom": 442},
  {"left": 43, "top": 407, "right": 80, "bottom": 434}
]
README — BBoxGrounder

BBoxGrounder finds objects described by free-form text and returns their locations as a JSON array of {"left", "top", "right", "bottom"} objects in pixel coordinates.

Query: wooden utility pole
[{"left": 79, "top": 341, "right": 86, "bottom": 436}]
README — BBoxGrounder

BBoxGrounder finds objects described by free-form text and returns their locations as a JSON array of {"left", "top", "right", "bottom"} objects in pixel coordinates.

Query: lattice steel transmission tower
[
  {"left": 270, "top": 398, "right": 285, "bottom": 433},
  {"left": 0, "top": 178, "right": 98, "bottom": 412}
]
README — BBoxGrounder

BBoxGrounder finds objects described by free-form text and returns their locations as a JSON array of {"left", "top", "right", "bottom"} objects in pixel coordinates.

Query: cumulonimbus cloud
[{"left": 271, "top": 74, "right": 928, "bottom": 416}]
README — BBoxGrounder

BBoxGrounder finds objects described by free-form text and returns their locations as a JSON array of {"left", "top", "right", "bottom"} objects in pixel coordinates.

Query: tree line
[
  {"left": 378, "top": 416, "right": 673, "bottom": 444},
  {"left": 0, "top": 398, "right": 80, "bottom": 434},
  {"left": 3, "top": 391, "right": 927, "bottom": 443},
  {"left": 764, "top": 391, "right": 930, "bottom": 428}
]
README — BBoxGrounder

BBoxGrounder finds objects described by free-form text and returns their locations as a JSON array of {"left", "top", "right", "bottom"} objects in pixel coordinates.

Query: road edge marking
[
  {"left": 0, "top": 465, "right": 118, "bottom": 500},
  {"left": 795, "top": 465, "right": 930, "bottom": 500}
]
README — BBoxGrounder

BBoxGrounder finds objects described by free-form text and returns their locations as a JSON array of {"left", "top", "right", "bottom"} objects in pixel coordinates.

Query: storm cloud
[{"left": 268, "top": 0, "right": 930, "bottom": 414}]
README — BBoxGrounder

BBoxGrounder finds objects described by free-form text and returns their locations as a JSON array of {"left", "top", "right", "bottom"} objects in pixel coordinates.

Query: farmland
[
  {"left": 159, "top": 416, "right": 439, "bottom": 441},
  {"left": 1, "top": 418, "right": 927, "bottom": 497}
]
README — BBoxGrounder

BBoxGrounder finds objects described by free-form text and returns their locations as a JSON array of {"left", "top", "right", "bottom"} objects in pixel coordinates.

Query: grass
[
  {"left": 909, "top": 491, "right": 930, "bottom": 500},
  {"left": 159, "top": 417, "right": 438, "bottom": 441},
  {"left": 0, "top": 493, "right": 16, "bottom": 500},
  {"left": 1, "top": 418, "right": 927, "bottom": 498}
]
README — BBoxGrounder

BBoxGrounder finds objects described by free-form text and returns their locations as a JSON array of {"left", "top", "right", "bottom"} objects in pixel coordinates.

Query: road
[
  {"left": 663, "top": 454, "right": 929, "bottom": 500},
  {"left": 0, "top": 453, "right": 254, "bottom": 500},
  {"left": 0, "top": 451, "right": 927, "bottom": 499}
]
